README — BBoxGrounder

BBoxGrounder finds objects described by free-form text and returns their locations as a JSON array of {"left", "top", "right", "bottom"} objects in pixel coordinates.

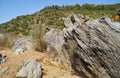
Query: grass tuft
[
  {"left": 32, "top": 25, "right": 47, "bottom": 52},
  {"left": 0, "top": 33, "right": 13, "bottom": 50}
]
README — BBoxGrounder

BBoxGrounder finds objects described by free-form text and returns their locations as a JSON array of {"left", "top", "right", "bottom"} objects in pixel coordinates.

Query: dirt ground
[{"left": 0, "top": 49, "right": 80, "bottom": 78}]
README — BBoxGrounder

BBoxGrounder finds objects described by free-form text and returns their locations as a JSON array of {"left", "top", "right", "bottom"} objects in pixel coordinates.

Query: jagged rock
[
  {"left": 0, "top": 67, "right": 8, "bottom": 75},
  {"left": 0, "top": 53, "right": 7, "bottom": 64},
  {"left": 12, "top": 36, "right": 34, "bottom": 54},
  {"left": 16, "top": 59, "right": 42, "bottom": 78},
  {"left": 63, "top": 15, "right": 120, "bottom": 78},
  {"left": 46, "top": 14, "right": 120, "bottom": 78},
  {"left": 100, "top": 16, "right": 120, "bottom": 32},
  {"left": 46, "top": 29, "right": 69, "bottom": 62}
]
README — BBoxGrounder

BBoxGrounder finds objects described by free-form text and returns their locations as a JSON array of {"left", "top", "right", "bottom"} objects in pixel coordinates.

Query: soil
[{"left": 0, "top": 49, "right": 80, "bottom": 78}]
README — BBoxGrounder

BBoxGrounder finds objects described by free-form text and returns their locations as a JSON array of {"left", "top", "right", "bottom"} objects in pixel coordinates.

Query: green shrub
[{"left": 0, "top": 4, "right": 118, "bottom": 36}]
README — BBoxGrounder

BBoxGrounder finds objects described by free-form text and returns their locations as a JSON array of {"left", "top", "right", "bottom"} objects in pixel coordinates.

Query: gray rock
[
  {"left": 46, "top": 29, "right": 69, "bottom": 62},
  {"left": 100, "top": 16, "right": 120, "bottom": 32},
  {"left": 63, "top": 15, "right": 120, "bottom": 78},
  {"left": 46, "top": 29, "right": 64, "bottom": 52},
  {"left": 46, "top": 14, "right": 120, "bottom": 78},
  {"left": 12, "top": 36, "right": 34, "bottom": 54},
  {"left": 0, "top": 67, "right": 8, "bottom": 75},
  {"left": 0, "top": 53, "right": 7, "bottom": 64},
  {"left": 16, "top": 59, "right": 42, "bottom": 78}
]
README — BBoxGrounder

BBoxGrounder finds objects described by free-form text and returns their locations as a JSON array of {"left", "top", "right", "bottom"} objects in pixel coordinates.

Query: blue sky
[{"left": 0, "top": 0, "right": 120, "bottom": 24}]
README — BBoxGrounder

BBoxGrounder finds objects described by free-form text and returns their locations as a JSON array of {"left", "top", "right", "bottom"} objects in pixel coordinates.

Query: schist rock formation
[{"left": 46, "top": 14, "right": 120, "bottom": 78}]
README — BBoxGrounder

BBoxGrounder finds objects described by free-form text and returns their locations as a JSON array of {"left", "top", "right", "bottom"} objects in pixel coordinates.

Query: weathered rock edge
[{"left": 46, "top": 14, "right": 120, "bottom": 78}]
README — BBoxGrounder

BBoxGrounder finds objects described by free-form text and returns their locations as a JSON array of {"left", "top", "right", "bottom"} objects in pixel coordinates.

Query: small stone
[
  {"left": 0, "top": 67, "right": 8, "bottom": 75},
  {"left": 0, "top": 53, "right": 7, "bottom": 64}
]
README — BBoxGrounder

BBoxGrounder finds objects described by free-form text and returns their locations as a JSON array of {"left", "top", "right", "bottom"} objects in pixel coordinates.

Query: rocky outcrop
[
  {"left": 0, "top": 53, "right": 7, "bottom": 64},
  {"left": 64, "top": 15, "right": 120, "bottom": 78},
  {"left": 12, "top": 36, "right": 34, "bottom": 54},
  {"left": 46, "top": 14, "right": 120, "bottom": 78},
  {"left": 46, "top": 29, "right": 69, "bottom": 62},
  {"left": 16, "top": 59, "right": 42, "bottom": 78}
]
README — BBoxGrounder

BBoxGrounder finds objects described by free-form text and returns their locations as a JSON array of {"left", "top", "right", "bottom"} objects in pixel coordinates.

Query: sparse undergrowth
[
  {"left": 0, "top": 3, "right": 119, "bottom": 36},
  {"left": 32, "top": 25, "right": 47, "bottom": 52},
  {"left": 0, "top": 34, "right": 13, "bottom": 50}
]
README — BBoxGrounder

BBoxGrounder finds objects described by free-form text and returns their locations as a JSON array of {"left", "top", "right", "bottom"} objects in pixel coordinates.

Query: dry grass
[
  {"left": 32, "top": 25, "right": 47, "bottom": 52},
  {"left": 0, "top": 49, "right": 80, "bottom": 78},
  {"left": 0, "top": 34, "right": 13, "bottom": 50}
]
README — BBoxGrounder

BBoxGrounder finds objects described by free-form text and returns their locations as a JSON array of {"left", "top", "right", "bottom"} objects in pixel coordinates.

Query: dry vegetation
[
  {"left": 0, "top": 34, "right": 13, "bottom": 50},
  {"left": 0, "top": 3, "right": 119, "bottom": 36},
  {"left": 32, "top": 25, "right": 47, "bottom": 52},
  {"left": 0, "top": 49, "right": 80, "bottom": 78}
]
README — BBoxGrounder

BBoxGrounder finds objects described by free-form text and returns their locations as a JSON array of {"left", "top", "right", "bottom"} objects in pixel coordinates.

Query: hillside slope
[
  {"left": 0, "top": 3, "right": 120, "bottom": 36},
  {"left": 0, "top": 49, "right": 80, "bottom": 78}
]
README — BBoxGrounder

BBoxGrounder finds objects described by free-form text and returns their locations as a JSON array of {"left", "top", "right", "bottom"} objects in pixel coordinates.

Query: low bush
[
  {"left": 0, "top": 33, "right": 13, "bottom": 50},
  {"left": 32, "top": 25, "right": 47, "bottom": 52}
]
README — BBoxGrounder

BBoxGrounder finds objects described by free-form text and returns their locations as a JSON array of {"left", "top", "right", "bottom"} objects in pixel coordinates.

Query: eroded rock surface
[
  {"left": 12, "top": 36, "right": 34, "bottom": 54},
  {"left": 64, "top": 15, "right": 120, "bottom": 78},
  {"left": 16, "top": 59, "right": 42, "bottom": 78},
  {"left": 46, "top": 14, "right": 120, "bottom": 78},
  {"left": 46, "top": 29, "right": 69, "bottom": 63},
  {"left": 100, "top": 16, "right": 120, "bottom": 32}
]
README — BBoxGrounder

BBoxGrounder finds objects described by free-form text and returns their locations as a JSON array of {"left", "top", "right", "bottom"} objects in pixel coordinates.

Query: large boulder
[
  {"left": 46, "top": 14, "right": 120, "bottom": 78},
  {"left": 12, "top": 36, "right": 34, "bottom": 54},
  {"left": 46, "top": 29, "right": 69, "bottom": 63},
  {"left": 16, "top": 59, "right": 42, "bottom": 78}
]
